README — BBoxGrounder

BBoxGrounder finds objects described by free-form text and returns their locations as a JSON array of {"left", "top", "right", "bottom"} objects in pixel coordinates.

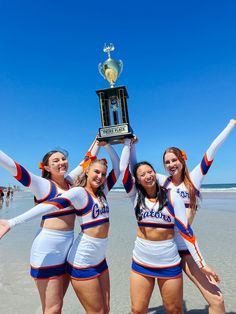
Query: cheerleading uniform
[
  {"left": 7, "top": 144, "right": 120, "bottom": 280},
  {"left": 0, "top": 137, "right": 100, "bottom": 279},
  {"left": 120, "top": 139, "right": 206, "bottom": 279},
  {"left": 156, "top": 120, "right": 235, "bottom": 255}
]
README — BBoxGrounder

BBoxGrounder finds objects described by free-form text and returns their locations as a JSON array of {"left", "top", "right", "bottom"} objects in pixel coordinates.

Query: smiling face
[
  {"left": 136, "top": 164, "right": 156, "bottom": 191},
  {"left": 44, "top": 152, "right": 68, "bottom": 178},
  {"left": 164, "top": 152, "right": 184, "bottom": 178},
  {"left": 86, "top": 161, "right": 107, "bottom": 192}
]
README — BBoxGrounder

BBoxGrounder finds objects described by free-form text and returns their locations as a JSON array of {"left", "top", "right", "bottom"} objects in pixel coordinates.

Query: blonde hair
[{"left": 74, "top": 159, "right": 108, "bottom": 209}]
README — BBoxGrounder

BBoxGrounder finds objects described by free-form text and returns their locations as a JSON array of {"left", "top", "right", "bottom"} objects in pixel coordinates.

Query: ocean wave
[{"left": 201, "top": 187, "right": 236, "bottom": 192}]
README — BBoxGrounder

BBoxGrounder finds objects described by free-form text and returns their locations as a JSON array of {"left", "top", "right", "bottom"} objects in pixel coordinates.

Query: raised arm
[
  {"left": 67, "top": 136, "right": 101, "bottom": 183},
  {"left": 0, "top": 150, "right": 51, "bottom": 200},
  {"left": 120, "top": 139, "right": 137, "bottom": 203},
  {"left": 130, "top": 139, "right": 137, "bottom": 173},
  {"left": 103, "top": 144, "right": 120, "bottom": 195},
  {"left": 190, "top": 119, "right": 236, "bottom": 189}
]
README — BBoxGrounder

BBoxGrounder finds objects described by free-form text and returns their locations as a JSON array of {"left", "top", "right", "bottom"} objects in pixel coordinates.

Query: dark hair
[
  {"left": 163, "top": 147, "right": 198, "bottom": 211},
  {"left": 133, "top": 161, "right": 168, "bottom": 221},
  {"left": 41, "top": 150, "right": 68, "bottom": 179}
]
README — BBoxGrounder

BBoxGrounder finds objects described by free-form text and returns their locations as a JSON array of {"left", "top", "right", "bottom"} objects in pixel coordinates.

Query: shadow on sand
[{"left": 129, "top": 301, "right": 236, "bottom": 314}]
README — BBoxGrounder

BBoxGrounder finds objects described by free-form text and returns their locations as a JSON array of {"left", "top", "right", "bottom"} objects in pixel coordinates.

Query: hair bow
[
  {"left": 38, "top": 162, "right": 45, "bottom": 170},
  {"left": 181, "top": 150, "right": 187, "bottom": 161}
]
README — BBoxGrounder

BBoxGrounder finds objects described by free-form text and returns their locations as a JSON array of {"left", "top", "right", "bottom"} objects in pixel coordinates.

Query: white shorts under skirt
[
  {"left": 132, "top": 237, "right": 182, "bottom": 279},
  {"left": 66, "top": 232, "right": 108, "bottom": 280},
  {"left": 30, "top": 228, "right": 74, "bottom": 279}
]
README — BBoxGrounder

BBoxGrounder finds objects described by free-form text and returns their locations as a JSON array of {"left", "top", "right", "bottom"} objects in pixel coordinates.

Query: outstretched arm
[
  {"left": 169, "top": 190, "right": 220, "bottom": 282},
  {"left": 67, "top": 136, "right": 101, "bottom": 183},
  {"left": 0, "top": 150, "right": 51, "bottom": 200},
  {"left": 0, "top": 187, "right": 85, "bottom": 236},
  {"left": 191, "top": 119, "right": 236, "bottom": 189}
]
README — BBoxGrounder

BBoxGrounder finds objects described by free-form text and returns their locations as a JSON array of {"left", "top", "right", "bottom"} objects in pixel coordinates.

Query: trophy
[{"left": 97, "top": 43, "right": 133, "bottom": 143}]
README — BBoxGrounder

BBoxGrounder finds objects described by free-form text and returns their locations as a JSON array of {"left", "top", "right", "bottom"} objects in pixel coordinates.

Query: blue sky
[{"left": 0, "top": 1, "right": 236, "bottom": 186}]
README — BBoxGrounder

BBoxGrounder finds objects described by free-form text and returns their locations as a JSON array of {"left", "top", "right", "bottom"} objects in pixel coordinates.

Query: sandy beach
[{"left": 0, "top": 190, "right": 235, "bottom": 314}]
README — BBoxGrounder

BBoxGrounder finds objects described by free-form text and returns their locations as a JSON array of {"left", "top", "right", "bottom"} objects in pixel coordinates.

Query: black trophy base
[{"left": 97, "top": 123, "right": 133, "bottom": 144}]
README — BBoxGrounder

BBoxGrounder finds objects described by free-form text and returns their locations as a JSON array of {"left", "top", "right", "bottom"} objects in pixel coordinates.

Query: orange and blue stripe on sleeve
[
  {"left": 176, "top": 221, "right": 205, "bottom": 268},
  {"left": 122, "top": 166, "right": 133, "bottom": 193},
  {"left": 35, "top": 181, "right": 57, "bottom": 203},
  {"left": 106, "top": 169, "right": 117, "bottom": 191},
  {"left": 200, "top": 154, "right": 213, "bottom": 175},
  {"left": 76, "top": 192, "right": 93, "bottom": 216},
  {"left": 175, "top": 218, "right": 194, "bottom": 241},
  {"left": 14, "top": 162, "right": 31, "bottom": 187},
  {"left": 43, "top": 197, "right": 72, "bottom": 209}
]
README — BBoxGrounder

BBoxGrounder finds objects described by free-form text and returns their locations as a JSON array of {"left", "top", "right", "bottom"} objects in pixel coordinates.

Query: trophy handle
[
  {"left": 118, "top": 60, "right": 123, "bottom": 76},
  {"left": 98, "top": 63, "right": 105, "bottom": 79}
]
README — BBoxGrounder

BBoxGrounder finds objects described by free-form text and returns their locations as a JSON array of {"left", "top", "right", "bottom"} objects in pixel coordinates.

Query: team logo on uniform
[
  {"left": 141, "top": 210, "right": 171, "bottom": 222},
  {"left": 92, "top": 203, "right": 109, "bottom": 219},
  {"left": 176, "top": 188, "right": 189, "bottom": 199}
]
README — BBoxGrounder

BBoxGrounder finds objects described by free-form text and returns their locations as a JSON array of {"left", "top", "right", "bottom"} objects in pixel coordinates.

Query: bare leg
[
  {"left": 71, "top": 270, "right": 109, "bottom": 314},
  {"left": 35, "top": 274, "right": 70, "bottom": 314},
  {"left": 182, "top": 255, "right": 225, "bottom": 314},
  {"left": 130, "top": 271, "right": 155, "bottom": 314},
  {"left": 158, "top": 275, "right": 183, "bottom": 314},
  {"left": 99, "top": 270, "right": 110, "bottom": 314}
]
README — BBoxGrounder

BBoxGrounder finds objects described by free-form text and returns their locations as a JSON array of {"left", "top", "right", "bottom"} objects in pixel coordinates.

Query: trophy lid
[{"left": 98, "top": 43, "right": 123, "bottom": 88}]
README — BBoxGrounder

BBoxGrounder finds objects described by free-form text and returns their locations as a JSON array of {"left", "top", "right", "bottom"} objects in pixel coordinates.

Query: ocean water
[
  {"left": 201, "top": 183, "right": 236, "bottom": 191},
  {"left": 113, "top": 183, "right": 236, "bottom": 192}
]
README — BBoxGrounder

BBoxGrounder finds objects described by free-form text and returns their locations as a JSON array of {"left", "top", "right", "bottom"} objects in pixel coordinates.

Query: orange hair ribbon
[
  {"left": 38, "top": 162, "right": 45, "bottom": 175},
  {"left": 181, "top": 150, "right": 187, "bottom": 161},
  {"left": 38, "top": 162, "right": 45, "bottom": 170}
]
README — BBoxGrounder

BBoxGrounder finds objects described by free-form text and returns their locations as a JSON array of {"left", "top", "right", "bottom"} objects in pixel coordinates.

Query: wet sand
[{"left": 0, "top": 190, "right": 235, "bottom": 313}]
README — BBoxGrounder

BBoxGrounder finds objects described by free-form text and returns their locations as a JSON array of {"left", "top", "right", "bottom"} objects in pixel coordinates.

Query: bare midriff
[
  {"left": 84, "top": 222, "right": 110, "bottom": 239},
  {"left": 40, "top": 214, "right": 75, "bottom": 231},
  {"left": 137, "top": 226, "right": 174, "bottom": 241}
]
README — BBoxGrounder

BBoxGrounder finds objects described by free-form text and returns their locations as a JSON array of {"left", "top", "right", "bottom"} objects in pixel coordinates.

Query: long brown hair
[
  {"left": 74, "top": 159, "right": 108, "bottom": 209},
  {"left": 40, "top": 150, "right": 68, "bottom": 179},
  {"left": 163, "top": 147, "right": 198, "bottom": 211},
  {"left": 133, "top": 161, "right": 168, "bottom": 221}
]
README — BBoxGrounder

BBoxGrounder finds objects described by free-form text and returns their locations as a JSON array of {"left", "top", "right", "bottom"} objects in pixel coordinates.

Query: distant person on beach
[
  {"left": 0, "top": 137, "right": 101, "bottom": 313},
  {"left": 6, "top": 189, "right": 10, "bottom": 199},
  {"left": 10, "top": 189, "right": 14, "bottom": 199},
  {"left": 120, "top": 139, "right": 220, "bottom": 313},
  {"left": 0, "top": 143, "right": 120, "bottom": 314},
  {"left": 0, "top": 189, "right": 4, "bottom": 200},
  {"left": 0, "top": 189, "right": 4, "bottom": 209}
]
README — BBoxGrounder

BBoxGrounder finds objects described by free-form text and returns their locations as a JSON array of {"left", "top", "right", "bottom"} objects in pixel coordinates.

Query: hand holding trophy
[{"left": 97, "top": 44, "right": 133, "bottom": 144}]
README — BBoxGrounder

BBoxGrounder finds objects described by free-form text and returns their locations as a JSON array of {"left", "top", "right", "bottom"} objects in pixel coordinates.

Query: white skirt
[
  {"left": 133, "top": 236, "right": 181, "bottom": 267},
  {"left": 67, "top": 232, "right": 108, "bottom": 267},
  {"left": 30, "top": 228, "right": 74, "bottom": 279}
]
